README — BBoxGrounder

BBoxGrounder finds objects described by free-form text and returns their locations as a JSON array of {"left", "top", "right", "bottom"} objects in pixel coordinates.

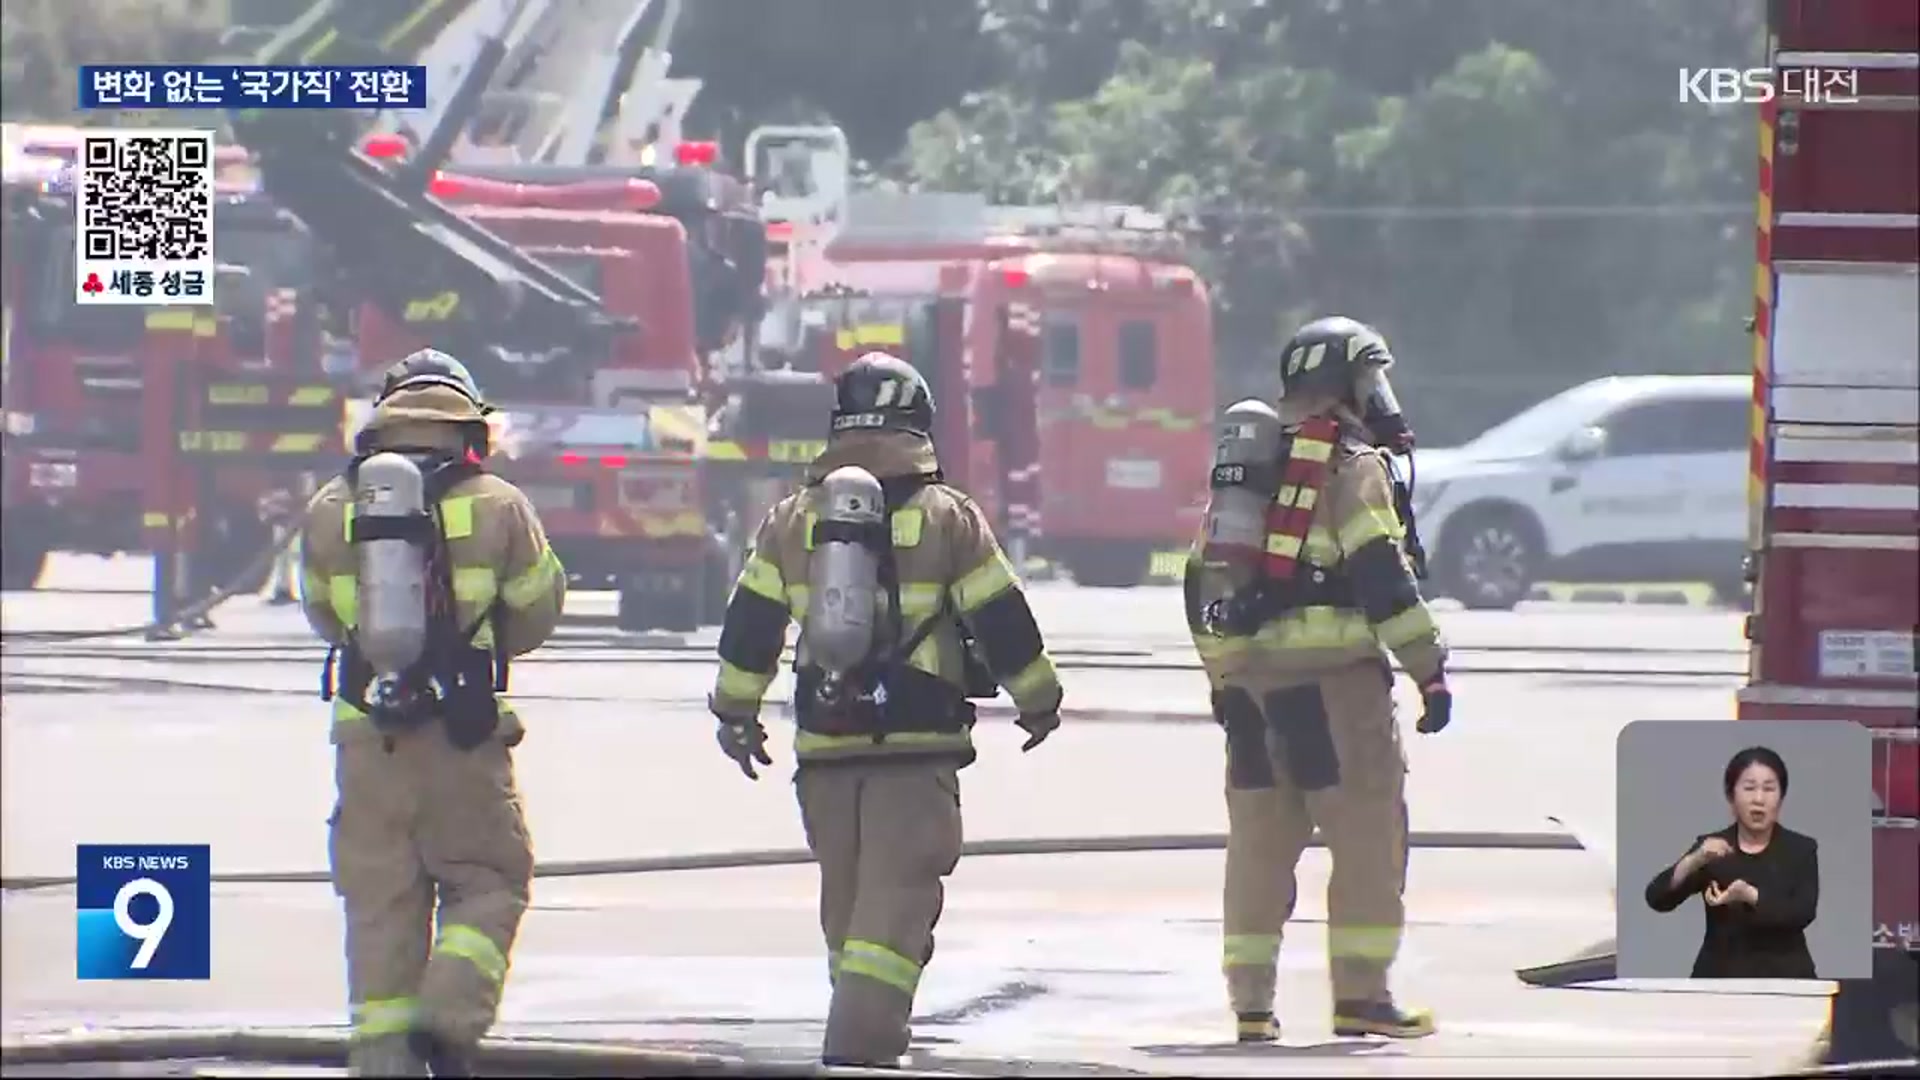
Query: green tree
[{"left": 2, "top": 0, "right": 228, "bottom": 122}]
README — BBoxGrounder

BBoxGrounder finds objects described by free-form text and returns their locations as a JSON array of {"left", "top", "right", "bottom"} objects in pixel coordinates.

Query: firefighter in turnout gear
[
  {"left": 298, "top": 350, "right": 567, "bottom": 1077},
  {"left": 1186, "top": 316, "right": 1449, "bottom": 1044},
  {"left": 710, "top": 351, "right": 1065, "bottom": 1067}
]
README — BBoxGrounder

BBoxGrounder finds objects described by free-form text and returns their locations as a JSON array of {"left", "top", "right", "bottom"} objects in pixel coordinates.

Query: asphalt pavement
[{"left": 2, "top": 554, "right": 1820, "bottom": 1077}]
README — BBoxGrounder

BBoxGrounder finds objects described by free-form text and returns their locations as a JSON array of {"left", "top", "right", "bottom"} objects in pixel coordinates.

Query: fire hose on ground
[
  {"left": 0, "top": 526, "right": 297, "bottom": 645},
  {"left": 4, "top": 830, "right": 1902, "bottom": 1076}
]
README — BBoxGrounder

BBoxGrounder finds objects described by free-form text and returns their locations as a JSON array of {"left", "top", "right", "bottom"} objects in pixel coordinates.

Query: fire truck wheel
[
  {"left": 1065, "top": 545, "right": 1153, "bottom": 589},
  {"left": 1436, "top": 504, "right": 1543, "bottom": 611},
  {"left": 1, "top": 527, "right": 51, "bottom": 591}
]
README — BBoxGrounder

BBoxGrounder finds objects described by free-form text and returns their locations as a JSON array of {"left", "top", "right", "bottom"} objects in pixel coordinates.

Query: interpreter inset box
[{"left": 1616, "top": 719, "right": 1872, "bottom": 981}]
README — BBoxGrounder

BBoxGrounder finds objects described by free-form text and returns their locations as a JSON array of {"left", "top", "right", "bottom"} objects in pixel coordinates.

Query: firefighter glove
[
  {"left": 1016, "top": 710, "right": 1059, "bottom": 752},
  {"left": 716, "top": 719, "right": 773, "bottom": 779},
  {"left": 1415, "top": 680, "right": 1452, "bottom": 735}
]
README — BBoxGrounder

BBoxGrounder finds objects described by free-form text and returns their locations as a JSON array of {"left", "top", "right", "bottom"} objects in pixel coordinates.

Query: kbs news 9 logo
[{"left": 75, "top": 844, "right": 211, "bottom": 980}]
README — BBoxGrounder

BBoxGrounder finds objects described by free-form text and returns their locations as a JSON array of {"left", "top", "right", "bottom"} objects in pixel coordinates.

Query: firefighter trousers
[
  {"left": 328, "top": 716, "right": 534, "bottom": 1076},
  {"left": 796, "top": 757, "right": 965, "bottom": 1066},
  {"left": 1219, "top": 659, "right": 1410, "bottom": 1015}
]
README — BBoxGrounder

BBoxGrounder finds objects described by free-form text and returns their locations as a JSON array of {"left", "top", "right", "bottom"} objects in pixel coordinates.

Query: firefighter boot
[
  {"left": 407, "top": 1029, "right": 476, "bottom": 1077},
  {"left": 1332, "top": 998, "right": 1436, "bottom": 1039},
  {"left": 1235, "top": 1010, "right": 1280, "bottom": 1043}
]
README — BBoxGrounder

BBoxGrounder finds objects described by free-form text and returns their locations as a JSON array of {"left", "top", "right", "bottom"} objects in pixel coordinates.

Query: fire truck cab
[
  {"left": 796, "top": 193, "right": 1214, "bottom": 586},
  {"left": 352, "top": 174, "right": 729, "bottom": 632}
]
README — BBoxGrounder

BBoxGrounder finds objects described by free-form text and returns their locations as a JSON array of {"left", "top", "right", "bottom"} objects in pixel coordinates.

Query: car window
[
  {"left": 1118, "top": 319, "right": 1157, "bottom": 390},
  {"left": 1602, "top": 396, "right": 1749, "bottom": 456},
  {"left": 1042, "top": 313, "right": 1080, "bottom": 388}
]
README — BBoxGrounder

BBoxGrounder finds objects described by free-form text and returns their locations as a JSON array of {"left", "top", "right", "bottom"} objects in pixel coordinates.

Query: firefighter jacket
[
  {"left": 1184, "top": 419, "right": 1446, "bottom": 691},
  {"left": 711, "top": 429, "right": 1064, "bottom": 765},
  {"left": 298, "top": 386, "right": 568, "bottom": 742}
]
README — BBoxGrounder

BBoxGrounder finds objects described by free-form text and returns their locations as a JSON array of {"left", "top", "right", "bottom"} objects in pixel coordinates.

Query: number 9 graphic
[{"left": 113, "top": 877, "right": 174, "bottom": 970}]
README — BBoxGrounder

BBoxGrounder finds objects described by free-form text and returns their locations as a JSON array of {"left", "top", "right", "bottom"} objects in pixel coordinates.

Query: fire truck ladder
[{"left": 226, "top": 0, "right": 632, "bottom": 359}]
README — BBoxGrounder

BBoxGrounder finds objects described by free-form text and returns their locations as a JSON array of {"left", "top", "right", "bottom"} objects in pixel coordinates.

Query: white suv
[{"left": 1410, "top": 374, "right": 1751, "bottom": 610}]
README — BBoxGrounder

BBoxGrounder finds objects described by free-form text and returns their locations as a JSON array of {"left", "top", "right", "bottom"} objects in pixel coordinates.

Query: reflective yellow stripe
[
  {"left": 1002, "top": 654, "right": 1057, "bottom": 707},
  {"left": 1291, "top": 437, "right": 1333, "bottom": 463},
  {"left": 144, "top": 310, "right": 197, "bottom": 332},
  {"left": 951, "top": 552, "right": 1017, "bottom": 613},
  {"left": 838, "top": 938, "right": 921, "bottom": 995},
  {"left": 1251, "top": 605, "right": 1376, "bottom": 651},
  {"left": 289, "top": 386, "right": 334, "bottom": 406},
  {"left": 453, "top": 566, "right": 497, "bottom": 606},
  {"left": 350, "top": 995, "right": 417, "bottom": 1040},
  {"left": 1275, "top": 484, "right": 1318, "bottom": 511},
  {"left": 717, "top": 660, "right": 774, "bottom": 703},
  {"left": 1373, "top": 606, "right": 1437, "bottom": 649},
  {"left": 440, "top": 495, "right": 475, "bottom": 540},
  {"left": 801, "top": 508, "right": 924, "bottom": 550},
  {"left": 706, "top": 440, "right": 747, "bottom": 461},
  {"left": 736, "top": 554, "right": 784, "bottom": 603},
  {"left": 892, "top": 508, "right": 923, "bottom": 546},
  {"left": 434, "top": 923, "right": 508, "bottom": 985},
  {"left": 1335, "top": 497, "right": 1403, "bottom": 552},
  {"left": 329, "top": 575, "right": 357, "bottom": 627},
  {"left": 208, "top": 383, "right": 269, "bottom": 405},
  {"left": 1223, "top": 933, "right": 1281, "bottom": 968},
  {"left": 271, "top": 433, "right": 325, "bottom": 453},
  {"left": 501, "top": 547, "right": 561, "bottom": 609},
  {"left": 1264, "top": 533, "right": 1304, "bottom": 559},
  {"left": 793, "top": 729, "right": 972, "bottom": 757},
  {"left": 1328, "top": 924, "right": 1401, "bottom": 962},
  {"left": 302, "top": 568, "right": 328, "bottom": 605}
]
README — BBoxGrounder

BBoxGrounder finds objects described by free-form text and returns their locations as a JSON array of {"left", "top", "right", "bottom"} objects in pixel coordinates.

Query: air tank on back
[
  {"left": 804, "top": 465, "right": 887, "bottom": 676},
  {"left": 1199, "top": 398, "right": 1287, "bottom": 611},
  {"left": 351, "top": 451, "right": 431, "bottom": 676}
]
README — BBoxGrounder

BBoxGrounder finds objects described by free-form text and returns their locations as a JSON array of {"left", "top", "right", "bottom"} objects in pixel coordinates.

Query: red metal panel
[
  {"left": 1774, "top": 0, "right": 1920, "bottom": 53},
  {"left": 1870, "top": 827, "right": 1920, "bottom": 951},
  {"left": 1750, "top": 544, "right": 1919, "bottom": 688},
  {"left": 1773, "top": 111, "right": 1919, "bottom": 217},
  {"left": 1772, "top": 224, "right": 1920, "bottom": 263}
]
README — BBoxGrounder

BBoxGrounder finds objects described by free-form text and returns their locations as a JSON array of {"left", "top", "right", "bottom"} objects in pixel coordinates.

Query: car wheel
[{"left": 1440, "top": 509, "right": 1542, "bottom": 611}]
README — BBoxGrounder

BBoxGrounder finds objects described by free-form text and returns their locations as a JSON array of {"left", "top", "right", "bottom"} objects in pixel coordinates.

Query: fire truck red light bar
[
  {"left": 1002, "top": 268, "right": 1030, "bottom": 288},
  {"left": 600, "top": 454, "right": 629, "bottom": 468},
  {"left": 559, "top": 452, "right": 587, "bottom": 466},
  {"left": 675, "top": 141, "right": 718, "bottom": 166},
  {"left": 362, "top": 134, "right": 408, "bottom": 159}
]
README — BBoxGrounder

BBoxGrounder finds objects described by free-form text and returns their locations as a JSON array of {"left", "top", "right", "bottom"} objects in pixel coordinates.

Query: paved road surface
[{"left": 4, "top": 556, "right": 1815, "bottom": 1077}]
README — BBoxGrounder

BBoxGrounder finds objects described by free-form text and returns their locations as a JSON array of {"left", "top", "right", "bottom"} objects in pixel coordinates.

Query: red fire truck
[
  {"left": 2, "top": 124, "right": 326, "bottom": 592},
  {"left": 1738, "top": 0, "right": 1918, "bottom": 1061},
  {"left": 352, "top": 165, "right": 732, "bottom": 631},
  {"left": 779, "top": 193, "right": 1215, "bottom": 587}
]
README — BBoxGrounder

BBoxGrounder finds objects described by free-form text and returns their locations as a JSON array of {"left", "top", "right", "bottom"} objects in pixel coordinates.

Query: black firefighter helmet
[
  {"left": 378, "top": 348, "right": 490, "bottom": 412},
  {"left": 1277, "top": 315, "right": 1412, "bottom": 451},
  {"left": 830, "top": 351, "right": 934, "bottom": 437}
]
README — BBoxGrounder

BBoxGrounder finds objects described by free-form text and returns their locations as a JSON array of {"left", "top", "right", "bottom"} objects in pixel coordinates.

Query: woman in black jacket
[{"left": 1644, "top": 746, "right": 1820, "bottom": 979}]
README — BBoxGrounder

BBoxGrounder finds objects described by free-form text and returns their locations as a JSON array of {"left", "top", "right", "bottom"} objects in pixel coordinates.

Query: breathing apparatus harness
[
  {"left": 1205, "top": 408, "right": 1429, "bottom": 638},
  {"left": 793, "top": 469, "right": 997, "bottom": 742}
]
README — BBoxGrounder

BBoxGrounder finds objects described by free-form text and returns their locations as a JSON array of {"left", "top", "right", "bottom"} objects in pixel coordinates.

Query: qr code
[{"left": 74, "top": 128, "right": 216, "bottom": 307}]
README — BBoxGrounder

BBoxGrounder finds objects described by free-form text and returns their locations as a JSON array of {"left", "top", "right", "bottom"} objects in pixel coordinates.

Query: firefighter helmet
[
  {"left": 1276, "top": 316, "right": 1394, "bottom": 403},
  {"left": 378, "top": 348, "right": 487, "bottom": 409},
  {"left": 830, "top": 351, "right": 934, "bottom": 437},
  {"left": 1279, "top": 316, "right": 1414, "bottom": 452}
]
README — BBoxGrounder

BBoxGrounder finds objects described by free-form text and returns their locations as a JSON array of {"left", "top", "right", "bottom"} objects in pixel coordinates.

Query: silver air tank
[
  {"left": 352, "top": 452, "right": 430, "bottom": 676},
  {"left": 804, "top": 465, "right": 887, "bottom": 677},
  {"left": 1201, "top": 397, "right": 1286, "bottom": 589}
]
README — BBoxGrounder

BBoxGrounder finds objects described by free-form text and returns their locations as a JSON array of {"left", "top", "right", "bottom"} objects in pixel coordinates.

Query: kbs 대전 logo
[{"left": 1679, "top": 67, "right": 1860, "bottom": 105}]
